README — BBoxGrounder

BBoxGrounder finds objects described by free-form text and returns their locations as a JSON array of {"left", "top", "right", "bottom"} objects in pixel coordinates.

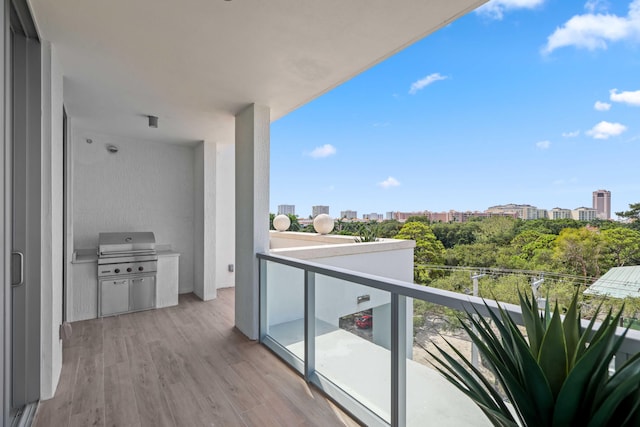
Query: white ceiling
[{"left": 29, "top": 0, "right": 485, "bottom": 145}]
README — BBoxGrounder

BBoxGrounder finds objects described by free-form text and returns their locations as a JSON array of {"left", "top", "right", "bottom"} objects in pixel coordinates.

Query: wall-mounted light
[
  {"left": 148, "top": 115, "right": 158, "bottom": 128},
  {"left": 357, "top": 295, "right": 370, "bottom": 304},
  {"left": 106, "top": 144, "right": 119, "bottom": 154}
]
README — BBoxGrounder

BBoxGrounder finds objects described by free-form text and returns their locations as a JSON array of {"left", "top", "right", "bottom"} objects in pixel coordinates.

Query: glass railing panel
[
  {"left": 313, "top": 274, "right": 391, "bottom": 423},
  {"left": 406, "top": 297, "right": 492, "bottom": 426},
  {"left": 264, "top": 260, "right": 305, "bottom": 362}
]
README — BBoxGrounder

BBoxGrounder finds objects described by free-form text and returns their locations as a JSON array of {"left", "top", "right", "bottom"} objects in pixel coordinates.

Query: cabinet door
[
  {"left": 130, "top": 276, "right": 155, "bottom": 311},
  {"left": 101, "top": 279, "right": 129, "bottom": 316}
]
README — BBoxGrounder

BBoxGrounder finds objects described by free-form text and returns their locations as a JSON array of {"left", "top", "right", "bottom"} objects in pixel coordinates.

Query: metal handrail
[{"left": 257, "top": 252, "right": 640, "bottom": 359}]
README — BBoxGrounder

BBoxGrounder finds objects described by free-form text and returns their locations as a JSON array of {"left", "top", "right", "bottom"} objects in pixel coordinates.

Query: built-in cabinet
[
  {"left": 157, "top": 254, "right": 179, "bottom": 308},
  {"left": 99, "top": 274, "right": 156, "bottom": 317},
  {"left": 69, "top": 249, "right": 180, "bottom": 322}
]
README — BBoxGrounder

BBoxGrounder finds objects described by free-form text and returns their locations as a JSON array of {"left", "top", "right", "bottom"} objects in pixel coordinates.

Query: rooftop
[{"left": 585, "top": 266, "right": 640, "bottom": 299}]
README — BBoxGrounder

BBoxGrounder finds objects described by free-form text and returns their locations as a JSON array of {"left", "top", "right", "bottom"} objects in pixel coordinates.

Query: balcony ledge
[{"left": 269, "top": 231, "right": 415, "bottom": 260}]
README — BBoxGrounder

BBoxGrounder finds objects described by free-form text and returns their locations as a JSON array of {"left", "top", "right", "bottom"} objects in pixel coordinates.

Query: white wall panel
[{"left": 72, "top": 132, "right": 195, "bottom": 292}]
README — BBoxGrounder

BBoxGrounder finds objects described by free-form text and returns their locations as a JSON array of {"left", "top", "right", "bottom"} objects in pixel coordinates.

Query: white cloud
[
  {"left": 476, "top": 0, "right": 546, "bottom": 20},
  {"left": 562, "top": 130, "right": 580, "bottom": 137},
  {"left": 610, "top": 88, "right": 640, "bottom": 106},
  {"left": 585, "top": 0, "right": 610, "bottom": 13},
  {"left": 378, "top": 176, "right": 400, "bottom": 189},
  {"left": 536, "top": 140, "right": 551, "bottom": 149},
  {"left": 586, "top": 121, "right": 627, "bottom": 139},
  {"left": 408, "top": 73, "right": 448, "bottom": 95},
  {"left": 308, "top": 144, "right": 336, "bottom": 158},
  {"left": 543, "top": 0, "right": 640, "bottom": 54},
  {"left": 594, "top": 100, "right": 612, "bottom": 111}
]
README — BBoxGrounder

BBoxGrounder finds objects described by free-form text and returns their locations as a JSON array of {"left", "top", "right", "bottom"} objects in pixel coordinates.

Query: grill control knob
[
  {"left": 114, "top": 269, "right": 120, "bottom": 274},
  {"left": 138, "top": 266, "right": 144, "bottom": 272},
  {"left": 126, "top": 267, "right": 132, "bottom": 273}
]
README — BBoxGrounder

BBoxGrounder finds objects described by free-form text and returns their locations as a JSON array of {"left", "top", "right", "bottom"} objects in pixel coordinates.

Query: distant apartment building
[
  {"left": 572, "top": 207, "right": 598, "bottom": 221},
  {"left": 550, "top": 208, "right": 572, "bottom": 220},
  {"left": 312, "top": 205, "right": 329, "bottom": 218},
  {"left": 363, "top": 213, "right": 383, "bottom": 221},
  {"left": 430, "top": 210, "right": 518, "bottom": 223},
  {"left": 486, "top": 204, "right": 542, "bottom": 220},
  {"left": 592, "top": 189, "right": 611, "bottom": 220},
  {"left": 389, "top": 211, "right": 429, "bottom": 222},
  {"left": 277, "top": 204, "right": 296, "bottom": 216},
  {"left": 385, "top": 212, "right": 394, "bottom": 220},
  {"left": 340, "top": 210, "right": 358, "bottom": 220}
]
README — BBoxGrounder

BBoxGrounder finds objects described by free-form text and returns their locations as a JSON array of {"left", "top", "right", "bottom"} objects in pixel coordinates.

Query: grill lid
[{"left": 98, "top": 232, "right": 156, "bottom": 257}]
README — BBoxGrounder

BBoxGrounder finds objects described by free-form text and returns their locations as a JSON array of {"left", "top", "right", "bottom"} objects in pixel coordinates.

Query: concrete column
[
  {"left": 194, "top": 140, "right": 217, "bottom": 301},
  {"left": 235, "top": 104, "right": 270, "bottom": 340}
]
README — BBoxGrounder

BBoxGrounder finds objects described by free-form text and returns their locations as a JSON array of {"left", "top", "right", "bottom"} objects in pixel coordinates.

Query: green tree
[
  {"left": 475, "top": 216, "right": 518, "bottom": 245},
  {"left": 616, "top": 202, "right": 640, "bottom": 230},
  {"left": 377, "top": 220, "right": 404, "bottom": 238},
  {"left": 507, "top": 230, "right": 556, "bottom": 270},
  {"left": 395, "top": 222, "right": 445, "bottom": 283},
  {"left": 554, "top": 227, "right": 605, "bottom": 278},
  {"left": 445, "top": 242, "right": 499, "bottom": 267},
  {"left": 431, "top": 222, "right": 478, "bottom": 248},
  {"left": 405, "top": 215, "right": 430, "bottom": 224},
  {"left": 602, "top": 227, "right": 640, "bottom": 267},
  {"left": 287, "top": 214, "right": 301, "bottom": 231}
]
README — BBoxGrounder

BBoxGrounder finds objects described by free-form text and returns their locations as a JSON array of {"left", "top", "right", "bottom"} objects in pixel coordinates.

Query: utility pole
[
  {"left": 471, "top": 273, "right": 486, "bottom": 369},
  {"left": 531, "top": 274, "right": 544, "bottom": 306}
]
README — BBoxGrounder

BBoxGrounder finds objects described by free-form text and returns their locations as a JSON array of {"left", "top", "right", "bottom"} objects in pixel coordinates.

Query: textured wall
[
  {"left": 235, "top": 104, "right": 270, "bottom": 340},
  {"left": 40, "top": 42, "right": 64, "bottom": 400},
  {"left": 73, "top": 132, "right": 195, "bottom": 292}
]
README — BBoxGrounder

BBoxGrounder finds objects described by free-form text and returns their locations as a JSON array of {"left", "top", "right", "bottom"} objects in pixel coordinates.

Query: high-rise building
[
  {"left": 340, "top": 210, "right": 357, "bottom": 220},
  {"left": 277, "top": 204, "right": 295, "bottom": 215},
  {"left": 312, "top": 205, "right": 329, "bottom": 218},
  {"left": 592, "top": 189, "right": 611, "bottom": 220}
]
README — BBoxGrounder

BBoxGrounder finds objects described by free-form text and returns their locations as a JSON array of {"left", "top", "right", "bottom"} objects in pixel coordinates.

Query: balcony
[
  {"left": 258, "top": 251, "right": 640, "bottom": 427},
  {"left": 32, "top": 290, "right": 359, "bottom": 427}
]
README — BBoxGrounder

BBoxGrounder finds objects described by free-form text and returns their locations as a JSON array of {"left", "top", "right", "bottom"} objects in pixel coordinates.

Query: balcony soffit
[{"left": 28, "top": 0, "right": 486, "bottom": 145}]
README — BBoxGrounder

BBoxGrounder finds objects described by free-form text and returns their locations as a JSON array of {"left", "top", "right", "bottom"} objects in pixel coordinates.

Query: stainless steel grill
[{"left": 97, "top": 232, "right": 158, "bottom": 317}]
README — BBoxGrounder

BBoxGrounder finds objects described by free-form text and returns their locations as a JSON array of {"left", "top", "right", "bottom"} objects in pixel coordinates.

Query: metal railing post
[
  {"left": 471, "top": 273, "right": 485, "bottom": 369},
  {"left": 305, "top": 270, "right": 316, "bottom": 380},
  {"left": 259, "top": 258, "right": 268, "bottom": 342},
  {"left": 391, "top": 293, "right": 407, "bottom": 426}
]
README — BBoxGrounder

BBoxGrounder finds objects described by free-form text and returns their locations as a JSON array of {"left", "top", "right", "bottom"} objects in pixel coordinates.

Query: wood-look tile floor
[{"left": 33, "top": 289, "right": 360, "bottom": 427}]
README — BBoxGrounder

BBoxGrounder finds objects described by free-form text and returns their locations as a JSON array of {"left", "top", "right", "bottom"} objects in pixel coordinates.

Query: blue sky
[{"left": 271, "top": 0, "right": 640, "bottom": 219}]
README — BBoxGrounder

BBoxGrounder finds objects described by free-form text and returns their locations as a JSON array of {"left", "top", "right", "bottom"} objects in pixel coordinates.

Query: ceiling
[{"left": 29, "top": 0, "right": 485, "bottom": 145}]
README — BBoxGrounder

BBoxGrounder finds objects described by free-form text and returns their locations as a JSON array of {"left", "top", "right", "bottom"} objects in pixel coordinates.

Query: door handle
[{"left": 11, "top": 251, "right": 24, "bottom": 287}]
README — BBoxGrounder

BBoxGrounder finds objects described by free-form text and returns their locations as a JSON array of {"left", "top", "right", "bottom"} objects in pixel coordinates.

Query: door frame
[{"left": 3, "top": 0, "right": 41, "bottom": 423}]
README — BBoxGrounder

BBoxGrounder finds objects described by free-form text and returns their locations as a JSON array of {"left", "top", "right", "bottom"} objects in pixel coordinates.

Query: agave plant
[{"left": 429, "top": 290, "right": 640, "bottom": 426}]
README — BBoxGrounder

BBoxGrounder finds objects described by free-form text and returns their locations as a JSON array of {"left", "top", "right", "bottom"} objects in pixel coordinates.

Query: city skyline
[
  {"left": 275, "top": 188, "right": 617, "bottom": 219},
  {"left": 271, "top": 1, "right": 640, "bottom": 220}
]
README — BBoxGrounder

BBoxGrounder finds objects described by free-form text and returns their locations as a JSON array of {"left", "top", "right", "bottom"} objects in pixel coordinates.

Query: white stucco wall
[
  {"left": 193, "top": 143, "right": 204, "bottom": 296},
  {"left": 215, "top": 143, "right": 235, "bottom": 289},
  {"left": 72, "top": 132, "right": 195, "bottom": 293},
  {"left": 40, "top": 42, "right": 64, "bottom": 400}
]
